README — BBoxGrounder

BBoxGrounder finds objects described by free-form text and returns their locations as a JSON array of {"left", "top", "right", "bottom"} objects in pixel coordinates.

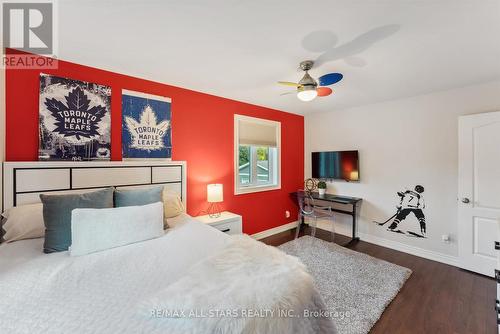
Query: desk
[{"left": 291, "top": 191, "right": 362, "bottom": 245}]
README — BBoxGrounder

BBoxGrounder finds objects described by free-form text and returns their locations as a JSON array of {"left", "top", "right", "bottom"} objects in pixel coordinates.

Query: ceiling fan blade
[
  {"left": 317, "top": 87, "right": 333, "bottom": 97},
  {"left": 280, "top": 91, "right": 296, "bottom": 96},
  {"left": 318, "top": 73, "right": 343, "bottom": 86},
  {"left": 277, "top": 81, "right": 300, "bottom": 87}
]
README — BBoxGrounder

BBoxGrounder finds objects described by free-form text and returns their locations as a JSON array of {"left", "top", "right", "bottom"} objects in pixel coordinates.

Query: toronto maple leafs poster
[
  {"left": 122, "top": 90, "right": 171, "bottom": 159},
  {"left": 38, "top": 74, "right": 111, "bottom": 161}
]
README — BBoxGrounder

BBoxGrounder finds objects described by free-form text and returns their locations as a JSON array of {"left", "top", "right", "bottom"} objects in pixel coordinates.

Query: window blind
[{"left": 237, "top": 117, "right": 280, "bottom": 147}]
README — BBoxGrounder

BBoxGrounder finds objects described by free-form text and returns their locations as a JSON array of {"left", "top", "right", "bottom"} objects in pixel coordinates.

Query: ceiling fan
[{"left": 278, "top": 60, "right": 343, "bottom": 102}]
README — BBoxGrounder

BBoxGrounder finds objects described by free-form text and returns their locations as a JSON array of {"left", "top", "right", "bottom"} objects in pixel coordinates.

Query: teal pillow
[
  {"left": 114, "top": 186, "right": 163, "bottom": 208},
  {"left": 40, "top": 188, "right": 114, "bottom": 253}
]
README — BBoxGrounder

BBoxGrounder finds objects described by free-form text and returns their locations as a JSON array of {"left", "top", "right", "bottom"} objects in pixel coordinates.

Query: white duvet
[{"left": 0, "top": 216, "right": 335, "bottom": 334}]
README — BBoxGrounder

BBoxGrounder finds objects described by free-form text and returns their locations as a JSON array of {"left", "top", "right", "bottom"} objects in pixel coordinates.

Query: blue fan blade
[{"left": 318, "top": 73, "right": 343, "bottom": 86}]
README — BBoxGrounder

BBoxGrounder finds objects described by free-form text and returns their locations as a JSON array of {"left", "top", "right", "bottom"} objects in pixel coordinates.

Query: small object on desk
[
  {"left": 317, "top": 181, "right": 327, "bottom": 196},
  {"left": 291, "top": 191, "right": 362, "bottom": 246},
  {"left": 195, "top": 211, "right": 243, "bottom": 235},
  {"left": 304, "top": 178, "right": 317, "bottom": 192}
]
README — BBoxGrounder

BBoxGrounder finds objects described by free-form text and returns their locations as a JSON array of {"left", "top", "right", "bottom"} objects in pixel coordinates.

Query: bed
[{"left": 0, "top": 162, "right": 336, "bottom": 334}]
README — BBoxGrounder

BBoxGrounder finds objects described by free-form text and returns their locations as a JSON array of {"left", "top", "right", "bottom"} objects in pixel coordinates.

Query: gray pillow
[
  {"left": 40, "top": 188, "right": 114, "bottom": 253},
  {"left": 114, "top": 186, "right": 163, "bottom": 208}
]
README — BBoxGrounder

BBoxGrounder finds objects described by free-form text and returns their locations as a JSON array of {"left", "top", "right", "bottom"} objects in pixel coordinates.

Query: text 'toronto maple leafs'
[
  {"left": 125, "top": 104, "right": 170, "bottom": 152},
  {"left": 44, "top": 86, "right": 107, "bottom": 141}
]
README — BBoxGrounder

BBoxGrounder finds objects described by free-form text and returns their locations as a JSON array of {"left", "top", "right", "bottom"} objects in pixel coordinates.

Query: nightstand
[{"left": 195, "top": 211, "right": 243, "bottom": 235}]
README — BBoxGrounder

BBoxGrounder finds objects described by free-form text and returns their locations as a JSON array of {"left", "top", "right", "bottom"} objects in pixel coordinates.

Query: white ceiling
[{"left": 58, "top": 0, "right": 500, "bottom": 114}]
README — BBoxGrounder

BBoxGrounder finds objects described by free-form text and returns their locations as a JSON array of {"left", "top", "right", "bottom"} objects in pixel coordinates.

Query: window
[{"left": 235, "top": 115, "right": 280, "bottom": 194}]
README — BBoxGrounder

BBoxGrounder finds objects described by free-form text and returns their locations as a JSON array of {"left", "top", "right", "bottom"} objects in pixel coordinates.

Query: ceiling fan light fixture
[
  {"left": 297, "top": 86, "right": 317, "bottom": 102},
  {"left": 278, "top": 59, "right": 343, "bottom": 102}
]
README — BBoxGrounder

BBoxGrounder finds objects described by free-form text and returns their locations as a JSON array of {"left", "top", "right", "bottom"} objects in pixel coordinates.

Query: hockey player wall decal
[{"left": 373, "top": 185, "right": 427, "bottom": 238}]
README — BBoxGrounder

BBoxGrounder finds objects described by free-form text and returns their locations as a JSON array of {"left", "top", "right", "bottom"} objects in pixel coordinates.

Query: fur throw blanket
[{"left": 141, "top": 235, "right": 336, "bottom": 334}]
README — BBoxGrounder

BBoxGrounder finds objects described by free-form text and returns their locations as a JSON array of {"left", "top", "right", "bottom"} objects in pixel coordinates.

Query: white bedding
[
  {"left": 0, "top": 214, "right": 335, "bottom": 334},
  {"left": 0, "top": 215, "right": 231, "bottom": 333}
]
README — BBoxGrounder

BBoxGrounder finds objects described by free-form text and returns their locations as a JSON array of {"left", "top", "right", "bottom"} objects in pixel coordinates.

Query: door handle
[
  {"left": 495, "top": 241, "right": 500, "bottom": 250},
  {"left": 461, "top": 198, "right": 470, "bottom": 204}
]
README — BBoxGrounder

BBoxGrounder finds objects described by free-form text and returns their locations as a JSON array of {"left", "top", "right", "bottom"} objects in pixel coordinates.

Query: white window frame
[{"left": 234, "top": 115, "right": 281, "bottom": 195}]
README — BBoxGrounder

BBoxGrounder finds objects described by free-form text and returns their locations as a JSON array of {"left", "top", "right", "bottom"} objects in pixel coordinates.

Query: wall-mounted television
[{"left": 311, "top": 150, "right": 360, "bottom": 181}]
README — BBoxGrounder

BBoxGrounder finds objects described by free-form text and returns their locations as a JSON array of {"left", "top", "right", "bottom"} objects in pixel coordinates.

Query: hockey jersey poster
[
  {"left": 121, "top": 90, "right": 171, "bottom": 159},
  {"left": 38, "top": 74, "right": 111, "bottom": 161}
]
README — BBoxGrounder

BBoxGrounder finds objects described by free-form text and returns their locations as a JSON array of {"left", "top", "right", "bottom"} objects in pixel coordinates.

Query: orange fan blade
[
  {"left": 277, "top": 81, "right": 300, "bottom": 87},
  {"left": 317, "top": 87, "right": 333, "bottom": 97}
]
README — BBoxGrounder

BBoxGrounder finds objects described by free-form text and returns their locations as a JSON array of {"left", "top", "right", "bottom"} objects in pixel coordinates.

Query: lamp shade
[
  {"left": 207, "top": 184, "right": 223, "bottom": 203},
  {"left": 297, "top": 86, "right": 317, "bottom": 102}
]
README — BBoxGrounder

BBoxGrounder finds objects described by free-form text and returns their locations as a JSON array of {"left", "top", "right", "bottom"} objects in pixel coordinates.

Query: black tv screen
[{"left": 312, "top": 150, "right": 360, "bottom": 181}]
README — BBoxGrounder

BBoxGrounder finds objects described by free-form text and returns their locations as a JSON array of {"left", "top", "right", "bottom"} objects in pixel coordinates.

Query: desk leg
[{"left": 343, "top": 203, "right": 360, "bottom": 246}]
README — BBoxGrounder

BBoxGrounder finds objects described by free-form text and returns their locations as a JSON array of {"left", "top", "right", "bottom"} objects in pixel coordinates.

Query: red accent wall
[{"left": 5, "top": 51, "right": 304, "bottom": 234}]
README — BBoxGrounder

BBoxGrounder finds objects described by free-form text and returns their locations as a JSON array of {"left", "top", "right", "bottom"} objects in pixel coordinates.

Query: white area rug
[{"left": 279, "top": 236, "right": 411, "bottom": 334}]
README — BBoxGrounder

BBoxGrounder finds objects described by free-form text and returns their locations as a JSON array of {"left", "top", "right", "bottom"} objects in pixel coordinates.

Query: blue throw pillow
[
  {"left": 114, "top": 186, "right": 163, "bottom": 208},
  {"left": 40, "top": 187, "right": 114, "bottom": 253}
]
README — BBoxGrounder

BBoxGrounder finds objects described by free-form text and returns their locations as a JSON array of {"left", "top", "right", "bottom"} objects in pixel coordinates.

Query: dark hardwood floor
[{"left": 261, "top": 227, "right": 496, "bottom": 334}]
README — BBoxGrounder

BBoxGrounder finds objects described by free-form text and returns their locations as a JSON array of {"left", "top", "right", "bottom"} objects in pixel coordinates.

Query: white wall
[{"left": 305, "top": 80, "right": 500, "bottom": 261}]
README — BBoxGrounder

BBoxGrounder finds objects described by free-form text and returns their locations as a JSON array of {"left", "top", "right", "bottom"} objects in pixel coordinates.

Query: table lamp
[{"left": 207, "top": 184, "right": 223, "bottom": 218}]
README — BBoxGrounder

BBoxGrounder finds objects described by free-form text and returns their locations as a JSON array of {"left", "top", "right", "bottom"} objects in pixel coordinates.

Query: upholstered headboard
[{"left": 2, "top": 161, "right": 187, "bottom": 212}]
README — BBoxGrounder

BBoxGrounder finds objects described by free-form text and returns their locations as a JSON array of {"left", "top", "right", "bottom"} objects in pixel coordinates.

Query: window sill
[{"left": 235, "top": 184, "right": 281, "bottom": 195}]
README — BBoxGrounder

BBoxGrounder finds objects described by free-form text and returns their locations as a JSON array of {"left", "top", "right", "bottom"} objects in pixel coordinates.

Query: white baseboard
[
  {"left": 251, "top": 221, "right": 298, "bottom": 240},
  {"left": 313, "top": 220, "right": 460, "bottom": 267},
  {"left": 357, "top": 232, "right": 460, "bottom": 267},
  {"left": 251, "top": 220, "right": 460, "bottom": 268}
]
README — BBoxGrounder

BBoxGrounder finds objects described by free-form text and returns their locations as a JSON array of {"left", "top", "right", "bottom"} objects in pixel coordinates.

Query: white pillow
[
  {"left": 162, "top": 189, "right": 184, "bottom": 225},
  {"left": 2, "top": 203, "right": 45, "bottom": 242},
  {"left": 70, "top": 202, "right": 164, "bottom": 256}
]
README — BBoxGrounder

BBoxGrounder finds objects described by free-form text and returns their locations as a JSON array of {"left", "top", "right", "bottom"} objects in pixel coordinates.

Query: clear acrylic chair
[{"left": 295, "top": 190, "right": 336, "bottom": 241}]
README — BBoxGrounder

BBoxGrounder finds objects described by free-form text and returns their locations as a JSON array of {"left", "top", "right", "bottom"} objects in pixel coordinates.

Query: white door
[{"left": 458, "top": 111, "right": 500, "bottom": 277}]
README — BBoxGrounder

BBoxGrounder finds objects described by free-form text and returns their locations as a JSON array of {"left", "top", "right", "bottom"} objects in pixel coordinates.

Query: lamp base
[{"left": 207, "top": 202, "right": 222, "bottom": 218}]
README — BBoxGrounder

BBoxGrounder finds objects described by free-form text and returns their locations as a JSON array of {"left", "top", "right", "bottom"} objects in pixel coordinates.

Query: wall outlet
[
  {"left": 441, "top": 234, "right": 450, "bottom": 243},
  {"left": 285, "top": 210, "right": 290, "bottom": 218}
]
